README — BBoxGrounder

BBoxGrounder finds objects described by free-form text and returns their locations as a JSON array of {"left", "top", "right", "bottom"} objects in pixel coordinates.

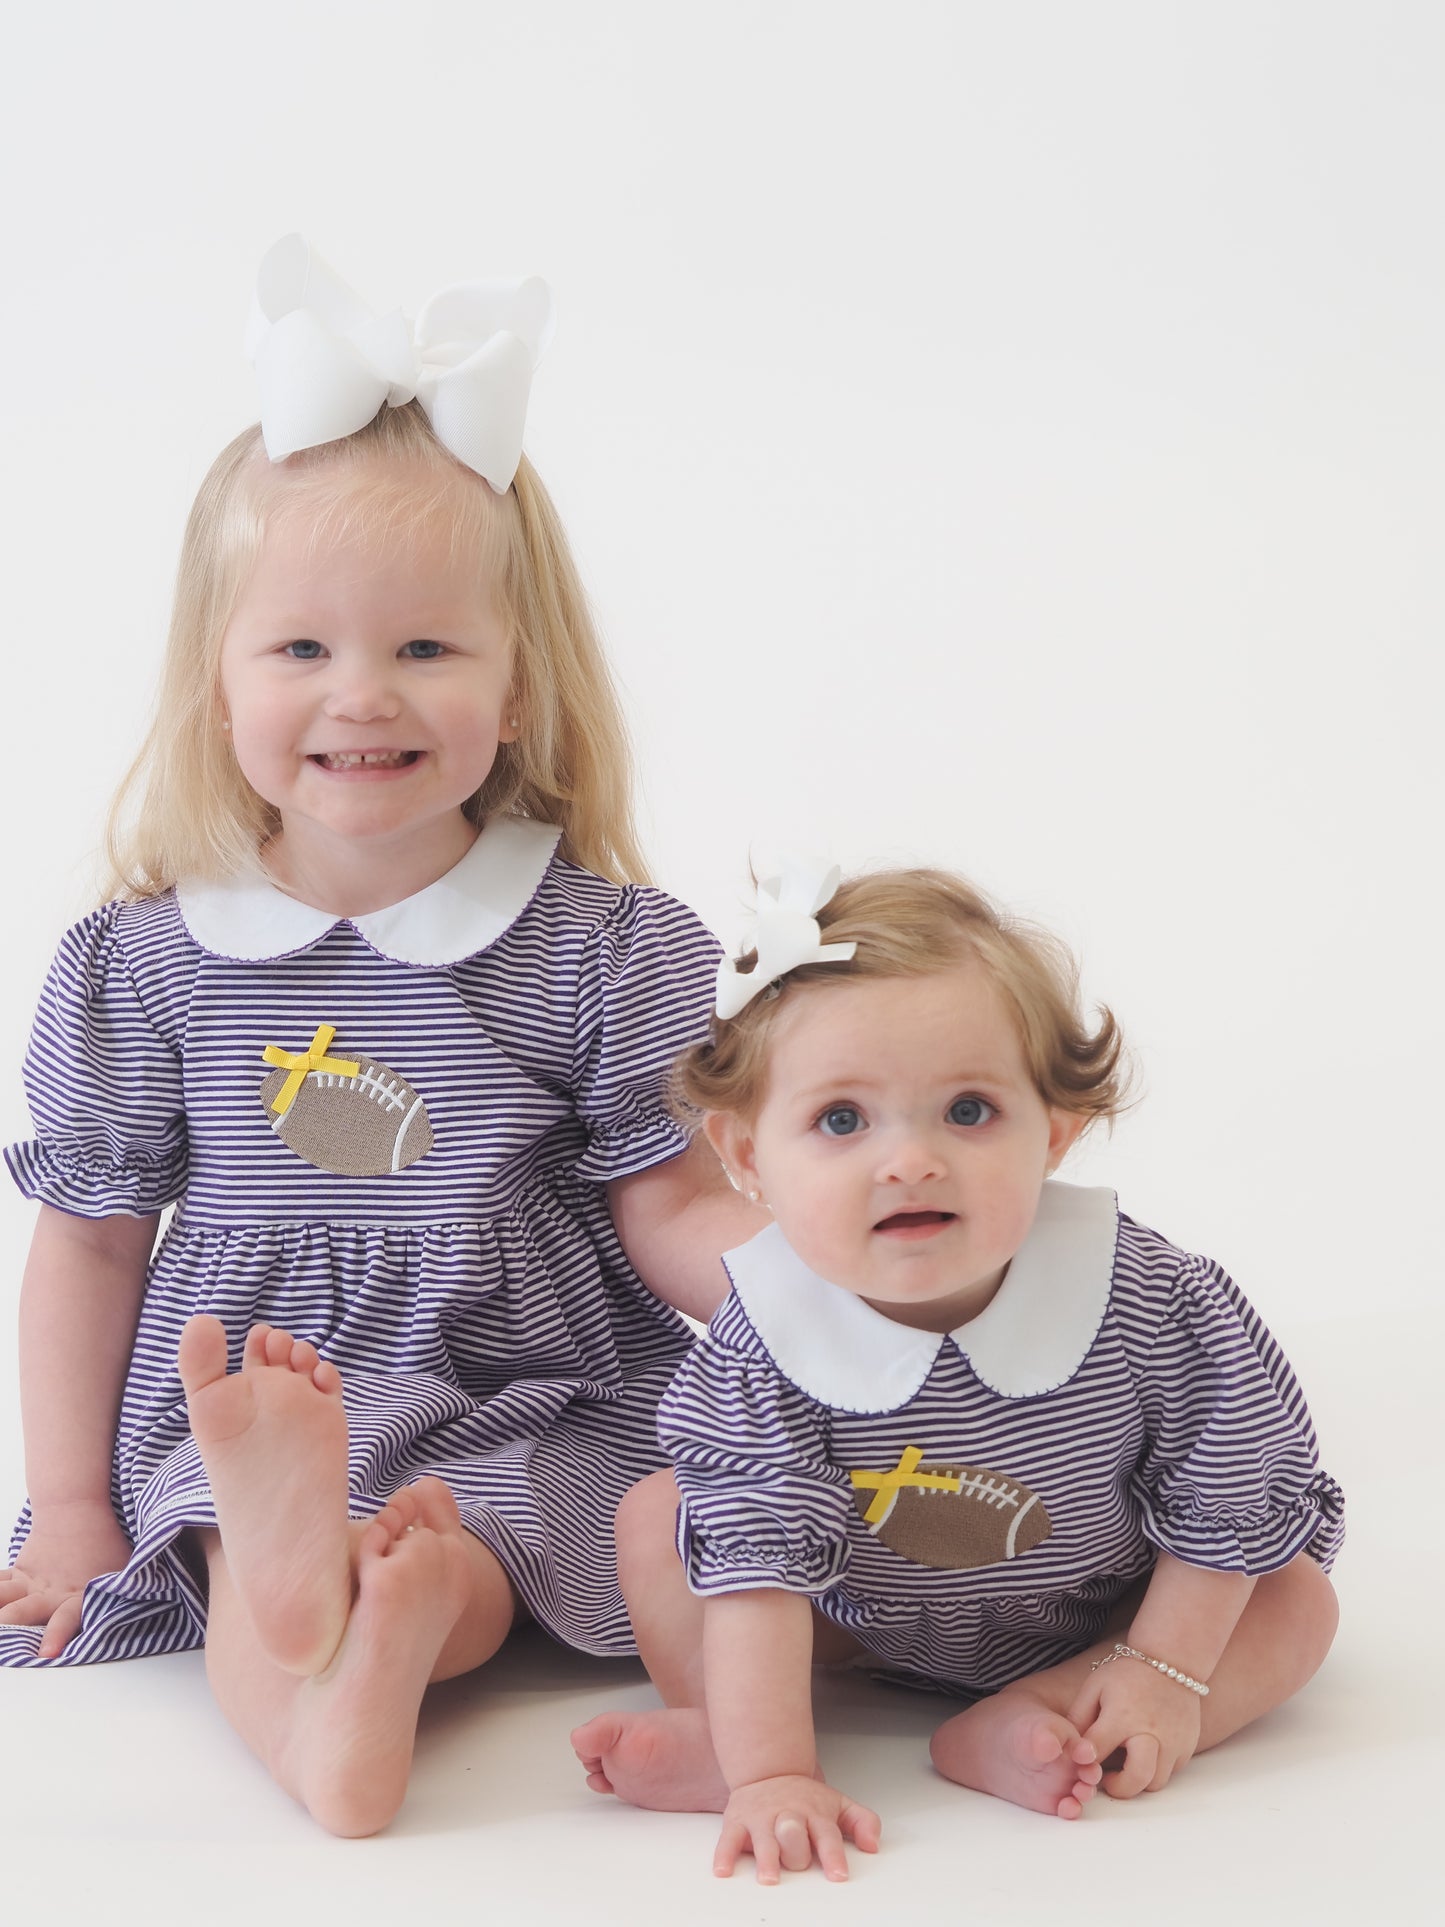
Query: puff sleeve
[
  {"left": 4, "top": 906, "right": 187, "bottom": 1218},
  {"left": 569, "top": 885, "right": 719, "bottom": 1183},
  {"left": 662, "top": 1295, "right": 855, "bottom": 1596},
  {"left": 1129, "top": 1254, "right": 1344, "bottom": 1574}
]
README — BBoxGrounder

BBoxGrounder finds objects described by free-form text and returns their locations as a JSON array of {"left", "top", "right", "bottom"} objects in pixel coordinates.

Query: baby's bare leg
[
  {"left": 931, "top": 1553, "right": 1339, "bottom": 1812},
  {"left": 572, "top": 1470, "right": 862, "bottom": 1814},
  {"left": 198, "top": 1478, "right": 513, "bottom": 1836},
  {"left": 1186, "top": 1552, "right": 1338, "bottom": 1753},
  {"left": 572, "top": 1470, "right": 727, "bottom": 1809},
  {"left": 617, "top": 1468, "right": 706, "bottom": 1704}
]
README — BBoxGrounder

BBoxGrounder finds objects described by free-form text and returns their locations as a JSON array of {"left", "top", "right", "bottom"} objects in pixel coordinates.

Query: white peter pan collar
[
  {"left": 723, "top": 1180, "right": 1121, "bottom": 1411},
  {"left": 175, "top": 815, "right": 562, "bottom": 965}
]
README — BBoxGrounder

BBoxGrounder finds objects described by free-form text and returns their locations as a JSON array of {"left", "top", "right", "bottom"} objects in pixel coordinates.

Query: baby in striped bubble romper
[{"left": 574, "top": 863, "right": 1343, "bottom": 1882}]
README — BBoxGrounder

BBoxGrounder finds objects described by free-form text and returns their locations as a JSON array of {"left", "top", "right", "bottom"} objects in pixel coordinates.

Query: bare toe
[
  {"left": 1024, "top": 1722, "right": 1066, "bottom": 1766},
  {"left": 565, "top": 1708, "right": 727, "bottom": 1813},
  {"left": 571, "top": 1713, "right": 625, "bottom": 1795},
  {"left": 252, "top": 1324, "right": 285, "bottom": 1368},
  {"left": 177, "top": 1314, "right": 229, "bottom": 1396},
  {"left": 406, "top": 1476, "right": 464, "bottom": 1532}
]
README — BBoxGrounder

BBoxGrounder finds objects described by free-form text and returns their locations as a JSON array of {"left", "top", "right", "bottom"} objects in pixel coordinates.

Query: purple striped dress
[
  {"left": 662, "top": 1182, "right": 1344, "bottom": 1695},
  {"left": 3, "top": 817, "right": 718, "bottom": 1667}
]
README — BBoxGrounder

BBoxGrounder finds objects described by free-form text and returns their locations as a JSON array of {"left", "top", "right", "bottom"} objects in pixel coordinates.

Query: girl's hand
[
  {"left": 1068, "top": 1655, "right": 1204, "bottom": 1797},
  {"left": 0, "top": 1499, "right": 133, "bottom": 1658},
  {"left": 713, "top": 1774, "right": 881, "bottom": 1884}
]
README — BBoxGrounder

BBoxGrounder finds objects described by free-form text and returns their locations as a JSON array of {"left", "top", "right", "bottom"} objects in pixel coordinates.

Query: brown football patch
[
  {"left": 853, "top": 1460, "right": 1052, "bottom": 1570},
  {"left": 260, "top": 1054, "right": 435, "bottom": 1177}
]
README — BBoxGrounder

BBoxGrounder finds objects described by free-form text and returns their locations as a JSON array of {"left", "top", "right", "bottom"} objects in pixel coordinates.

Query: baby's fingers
[
  {"left": 0, "top": 1567, "right": 33, "bottom": 1606},
  {"left": 1101, "top": 1732, "right": 1159, "bottom": 1800},
  {"left": 1067, "top": 1676, "right": 1104, "bottom": 1735},
  {"left": 38, "top": 1592, "right": 85, "bottom": 1659},
  {"left": 713, "top": 1812, "right": 842, "bottom": 1886},
  {"left": 777, "top": 1813, "right": 817, "bottom": 1877},
  {"left": 714, "top": 1816, "right": 778, "bottom": 1884},
  {"left": 839, "top": 1798, "right": 883, "bottom": 1854},
  {"left": 0, "top": 1586, "right": 62, "bottom": 1628}
]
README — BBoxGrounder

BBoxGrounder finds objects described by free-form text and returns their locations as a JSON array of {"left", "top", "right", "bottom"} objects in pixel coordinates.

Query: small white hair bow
[
  {"left": 715, "top": 860, "right": 858, "bottom": 1021},
  {"left": 245, "top": 234, "right": 555, "bottom": 492}
]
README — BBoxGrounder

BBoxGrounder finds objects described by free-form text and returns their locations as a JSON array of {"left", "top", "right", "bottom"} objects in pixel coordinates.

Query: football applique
[
  {"left": 258, "top": 1025, "right": 434, "bottom": 1177},
  {"left": 851, "top": 1447, "right": 1052, "bottom": 1571}
]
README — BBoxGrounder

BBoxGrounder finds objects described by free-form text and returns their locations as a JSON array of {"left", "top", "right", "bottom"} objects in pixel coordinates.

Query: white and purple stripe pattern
[
  {"left": 663, "top": 1211, "right": 1344, "bottom": 1696},
  {"left": 2, "top": 857, "right": 719, "bottom": 1666}
]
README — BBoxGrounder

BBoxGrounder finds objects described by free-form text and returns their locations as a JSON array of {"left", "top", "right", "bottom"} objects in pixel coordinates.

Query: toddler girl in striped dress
[
  {"left": 0, "top": 239, "right": 757, "bottom": 1835},
  {"left": 574, "top": 865, "right": 1343, "bottom": 1882}
]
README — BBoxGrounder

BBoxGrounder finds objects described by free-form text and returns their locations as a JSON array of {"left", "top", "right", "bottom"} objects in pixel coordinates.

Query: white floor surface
[{"left": 1, "top": 1309, "right": 1437, "bottom": 1927}]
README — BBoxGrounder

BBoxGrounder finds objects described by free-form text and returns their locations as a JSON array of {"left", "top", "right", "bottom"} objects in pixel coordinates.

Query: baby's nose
[{"left": 877, "top": 1130, "right": 946, "bottom": 1184}]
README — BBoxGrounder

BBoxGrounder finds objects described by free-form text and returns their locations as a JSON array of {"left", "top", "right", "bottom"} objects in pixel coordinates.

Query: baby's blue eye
[
  {"left": 402, "top": 639, "right": 447, "bottom": 659},
  {"left": 948, "top": 1096, "right": 995, "bottom": 1128},
  {"left": 285, "top": 639, "right": 324, "bottom": 660},
  {"left": 818, "top": 1105, "right": 864, "bottom": 1137}
]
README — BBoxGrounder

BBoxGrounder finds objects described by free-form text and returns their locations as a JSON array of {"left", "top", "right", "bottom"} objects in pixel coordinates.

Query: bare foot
[
  {"left": 179, "top": 1315, "right": 351, "bottom": 1676},
  {"left": 930, "top": 1692, "right": 1103, "bottom": 1820},
  {"left": 285, "top": 1478, "right": 474, "bottom": 1837},
  {"left": 571, "top": 1708, "right": 730, "bottom": 1813}
]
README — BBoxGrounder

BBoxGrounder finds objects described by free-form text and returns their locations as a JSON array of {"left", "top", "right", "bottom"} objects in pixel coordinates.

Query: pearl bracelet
[{"left": 1090, "top": 1641, "right": 1210, "bottom": 1697}]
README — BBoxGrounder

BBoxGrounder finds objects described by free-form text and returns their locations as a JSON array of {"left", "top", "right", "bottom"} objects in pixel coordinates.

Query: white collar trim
[
  {"left": 722, "top": 1181, "right": 1120, "bottom": 1411},
  {"left": 175, "top": 815, "right": 562, "bottom": 965}
]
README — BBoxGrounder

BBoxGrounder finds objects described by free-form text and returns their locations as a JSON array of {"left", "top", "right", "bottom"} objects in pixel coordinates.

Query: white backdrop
[{"left": 0, "top": 0, "right": 1439, "bottom": 1496}]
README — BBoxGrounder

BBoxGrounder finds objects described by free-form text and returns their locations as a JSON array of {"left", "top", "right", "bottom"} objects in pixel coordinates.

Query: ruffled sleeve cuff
[
  {"left": 1136, "top": 1468, "right": 1346, "bottom": 1576},
  {"left": 573, "top": 1105, "right": 692, "bottom": 1184},
  {"left": 677, "top": 1506, "right": 852, "bottom": 1598},
  {"left": 4, "top": 1139, "right": 187, "bottom": 1219}
]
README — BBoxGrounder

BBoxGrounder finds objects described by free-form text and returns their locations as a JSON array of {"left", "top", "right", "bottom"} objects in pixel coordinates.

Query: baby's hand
[
  {"left": 0, "top": 1500, "right": 133, "bottom": 1658},
  {"left": 714, "top": 1774, "right": 882, "bottom": 1884},
  {"left": 1068, "top": 1652, "right": 1204, "bottom": 1797}
]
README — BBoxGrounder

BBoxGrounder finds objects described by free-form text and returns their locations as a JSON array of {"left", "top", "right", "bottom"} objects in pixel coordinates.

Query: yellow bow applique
[
  {"left": 261, "top": 1024, "right": 361, "bottom": 1117},
  {"left": 850, "top": 1446, "right": 962, "bottom": 1526}
]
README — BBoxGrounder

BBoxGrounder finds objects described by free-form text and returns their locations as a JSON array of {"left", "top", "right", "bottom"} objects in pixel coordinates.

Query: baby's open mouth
[
  {"left": 312, "top": 751, "right": 420, "bottom": 770},
  {"left": 873, "top": 1210, "right": 956, "bottom": 1233}
]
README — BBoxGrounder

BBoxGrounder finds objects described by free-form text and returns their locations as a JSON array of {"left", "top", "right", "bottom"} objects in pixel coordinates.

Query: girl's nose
[
  {"left": 323, "top": 671, "right": 402, "bottom": 723},
  {"left": 875, "top": 1129, "right": 946, "bottom": 1186}
]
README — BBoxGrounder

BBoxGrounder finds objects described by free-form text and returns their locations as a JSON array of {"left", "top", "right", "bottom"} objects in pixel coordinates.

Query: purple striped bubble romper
[
  {"left": 3, "top": 816, "right": 718, "bottom": 1667},
  {"left": 662, "top": 1181, "right": 1344, "bottom": 1695}
]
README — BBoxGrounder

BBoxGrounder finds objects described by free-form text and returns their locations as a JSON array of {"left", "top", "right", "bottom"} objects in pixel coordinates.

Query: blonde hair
[
  {"left": 103, "top": 403, "right": 648, "bottom": 898},
  {"left": 676, "top": 868, "right": 1131, "bottom": 1129}
]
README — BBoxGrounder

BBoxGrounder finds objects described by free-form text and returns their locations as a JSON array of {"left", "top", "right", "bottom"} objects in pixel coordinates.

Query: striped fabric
[
  {"left": 2, "top": 851, "right": 719, "bottom": 1667},
  {"left": 662, "top": 1209, "right": 1344, "bottom": 1696}
]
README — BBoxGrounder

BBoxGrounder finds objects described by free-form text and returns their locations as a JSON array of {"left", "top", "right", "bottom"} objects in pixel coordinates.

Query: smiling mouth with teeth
[{"left": 312, "top": 751, "right": 420, "bottom": 771}]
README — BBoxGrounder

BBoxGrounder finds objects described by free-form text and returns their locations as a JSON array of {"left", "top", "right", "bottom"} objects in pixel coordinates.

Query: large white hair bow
[
  {"left": 715, "top": 860, "right": 858, "bottom": 1021},
  {"left": 245, "top": 234, "right": 554, "bottom": 492}
]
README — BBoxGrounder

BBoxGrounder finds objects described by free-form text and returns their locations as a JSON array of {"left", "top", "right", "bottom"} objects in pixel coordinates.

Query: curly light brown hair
[{"left": 676, "top": 867, "right": 1131, "bottom": 1129}]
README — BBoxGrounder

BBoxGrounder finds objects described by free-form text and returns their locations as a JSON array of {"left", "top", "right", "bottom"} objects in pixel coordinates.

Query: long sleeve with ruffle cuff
[
  {"left": 568, "top": 885, "right": 719, "bottom": 1184},
  {"left": 661, "top": 1300, "right": 854, "bottom": 1598},
  {"left": 1128, "top": 1253, "right": 1345, "bottom": 1574},
  {"left": 5, "top": 904, "right": 187, "bottom": 1219}
]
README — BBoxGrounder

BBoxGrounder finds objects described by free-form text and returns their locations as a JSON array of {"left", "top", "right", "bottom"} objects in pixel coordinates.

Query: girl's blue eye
[
  {"left": 402, "top": 639, "right": 447, "bottom": 659},
  {"left": 818, "top": 1105, "right": 864, "bottom": 1138},
  {"left": 948, "top": 1096, "right": 995, "bottom": 1128},
  {"left": 285, "top": 639, "right": 324, "bottom": 660}
]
